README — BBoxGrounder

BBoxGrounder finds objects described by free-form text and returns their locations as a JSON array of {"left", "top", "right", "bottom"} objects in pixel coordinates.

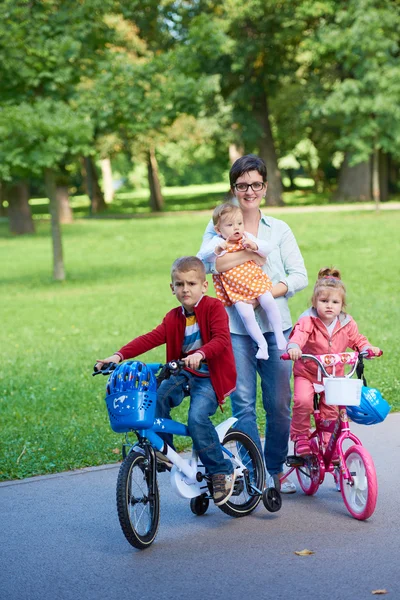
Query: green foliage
[
  {"left": 299, "top": 0, "right": 400, "bottom": 162},
  {"left": 0, "top": 208, "right": 398, "bottom": 480},
  {"left": 0, "top": 100, "right": 93, "bottom": 180}
]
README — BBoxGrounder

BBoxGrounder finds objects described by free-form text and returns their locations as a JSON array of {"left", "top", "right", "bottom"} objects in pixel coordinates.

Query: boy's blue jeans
[
  {"left": 230, "top": 329, "right": 292, "bottom": 476},
  {"left": 156, "top": 371, "right": 232, "bottom": 476}
]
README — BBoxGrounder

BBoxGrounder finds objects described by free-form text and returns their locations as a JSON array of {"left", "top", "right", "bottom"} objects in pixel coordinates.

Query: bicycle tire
[
  {"left": 116, "top": 451, "right": 160, "bottom": 549},
  {"left": 340, "top": 445, "right": 377, "bottom": 520},
  {"left": 296, "top": 454, "right": 321, "bottom": 496},
  {"left": 218, "top": 429, "right": 264, "bottom": 518}
]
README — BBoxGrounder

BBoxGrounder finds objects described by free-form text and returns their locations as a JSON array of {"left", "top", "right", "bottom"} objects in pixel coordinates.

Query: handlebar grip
[
  {"left": 280, "top": 353, "right": 291, "bottom": 361},
  {"left": 92, "top": 362, "right": 118, "bottom": 376},
  {"left": 362, "top": 348, "right": 383, "bottom": 359}
]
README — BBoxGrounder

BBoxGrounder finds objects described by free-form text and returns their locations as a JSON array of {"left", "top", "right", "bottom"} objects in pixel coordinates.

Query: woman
[{"left": 197, "top": 154, "right": 308, "bottom": 491}]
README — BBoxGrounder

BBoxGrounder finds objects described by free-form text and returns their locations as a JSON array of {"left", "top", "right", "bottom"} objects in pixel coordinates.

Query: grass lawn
[{"left": 1, "top": 207, "right": 399, "bottom": 480}]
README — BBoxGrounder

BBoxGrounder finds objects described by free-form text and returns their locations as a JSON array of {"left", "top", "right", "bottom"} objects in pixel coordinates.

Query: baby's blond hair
[
  {"left": 212, "top": 202, "right": 242, "bottom": 227},
  {"left": 311, "top": 267, "right": 347, "bottom": 310}
]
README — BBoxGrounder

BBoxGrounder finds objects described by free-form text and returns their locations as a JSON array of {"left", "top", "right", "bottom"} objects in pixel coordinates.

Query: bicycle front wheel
[
  {"left": 218, "top": 429, "right": 265, "bottom": 518},
  {"left": 116, "top": 451, "right": 160, "bottom": 549},
  {"left": 340, "top": 445, "right": 377, "bottom": 520}
]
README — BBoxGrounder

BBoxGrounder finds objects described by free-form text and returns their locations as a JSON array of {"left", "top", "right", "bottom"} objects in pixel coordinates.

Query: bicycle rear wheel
[
  {"left": 116, "top": 451, "right": 160, "bottom": 549},
  {"left": 296, "top": 454, "right": 321, "bottom": 496},
  {"left": 340, "top": 445, "right": 377, "bottom": 520},
  {"left": 218, "top": 429, "right": 264, "bottom": 517}
]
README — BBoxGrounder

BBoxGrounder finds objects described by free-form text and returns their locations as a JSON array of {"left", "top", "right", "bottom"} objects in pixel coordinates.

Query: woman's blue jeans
[
  {"left": 156, "top": 372, "right": 232, "bottom": 476},
  {"left": 230, "top": 329, "right": 292, "bottom": 475}
]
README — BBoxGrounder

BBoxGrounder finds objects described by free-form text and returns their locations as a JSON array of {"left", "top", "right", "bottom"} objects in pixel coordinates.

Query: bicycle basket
[
  {"left": 105, "top": 361, "right": 157, "bottom": 432},
  {"left": 346, "top": 387, "right": 391, "bottom": 425},
  {"left": 323, "top": 377, "right": 362, "bottom": 406}
]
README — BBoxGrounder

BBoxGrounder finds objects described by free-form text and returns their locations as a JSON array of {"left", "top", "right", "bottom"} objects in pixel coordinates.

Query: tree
[
  {"left": 298, "top": 0, "right": 400, "bottom": 204},
  {"left": 0, "top": 100, "right": 93, "bottom": 279}
]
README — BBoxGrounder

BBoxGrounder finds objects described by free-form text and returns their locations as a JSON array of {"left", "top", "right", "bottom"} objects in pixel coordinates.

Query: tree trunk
[
  {"left": 0, "top": 181, "right": 6, "bottom": 217},
  {"left": 388, "top": 154, "right": 399, "bottom": 194},
  {"left": 379, "top": 151, "right": 389, "bottom": 202},
  {"left": 56, "top": 185, "right": 74, "bottom": 224},
  {"left": 45, "top": 168, "right": 65, "bottom": 281},
  {"left": 100, "top": 157, "right": 114, "bottom": 203},
  {"left": 83, "top": 156, "right": 107, "bottom": 214},
  {"left": 6, "top": 181, "right": 35, "bottom": 235},
  {"left": 372, "top": 148, "right": 380, "bottom": 213},
  {"left": 147, "top": 147, "right": 164, "bottom": 212},
  {"left": 255, "top": 92, "right": 284, "bottom": 206},
  {"left": 334, "top": 153, "right": 371, "bottom": 201},
  {"left": 229, "top": 143, "right": 244, "bottom": 165}
]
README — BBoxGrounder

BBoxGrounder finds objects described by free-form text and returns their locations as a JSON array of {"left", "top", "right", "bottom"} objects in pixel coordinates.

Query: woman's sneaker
[
  {"left": 267, "top": 473, "right": 297, "bottom": 494},
  {"left": 212, "top": 472, "right": 237, "bottom": 506}
]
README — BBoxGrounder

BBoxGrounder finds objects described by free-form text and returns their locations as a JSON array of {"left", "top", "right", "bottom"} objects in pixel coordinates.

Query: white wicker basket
[{"left": 323, "top": 377, "right": 362, "bottom": 406}]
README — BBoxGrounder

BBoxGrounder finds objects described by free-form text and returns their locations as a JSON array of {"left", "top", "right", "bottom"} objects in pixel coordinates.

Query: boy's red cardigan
[{"left": 117, "top": 295, "right": 236, "bottom": 405}]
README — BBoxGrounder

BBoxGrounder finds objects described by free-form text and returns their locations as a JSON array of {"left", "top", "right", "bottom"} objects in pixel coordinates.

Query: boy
[{"left": 96, "top": 256, "right": 237, "bottom": 506}]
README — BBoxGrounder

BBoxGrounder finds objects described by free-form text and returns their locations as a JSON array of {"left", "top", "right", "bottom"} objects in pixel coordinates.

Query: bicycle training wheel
[
  {"left": 218, "top": 429, "right": 265, "bottom": 518},
  {"left": 296, "top": 454, "right": 321, "bottom": 496},
  {"left": 116, "top": 451, "right": 160, "bottom": 549},
  {"left": 340, "top": 445, "right": 377, "bottom": 520}
]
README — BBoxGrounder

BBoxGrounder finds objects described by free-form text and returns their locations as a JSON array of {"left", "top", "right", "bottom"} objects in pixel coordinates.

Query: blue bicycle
[{"left": 93, "top": 359, "right": 268, "bottom": 549}]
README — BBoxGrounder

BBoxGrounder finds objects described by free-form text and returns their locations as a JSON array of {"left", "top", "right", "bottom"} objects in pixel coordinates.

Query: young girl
[
  {"left": 200, "top": 202, "right": 286, "bottom": 359},
  {"left": 287, "top": 267, "right": 381, "bottom": 456}
]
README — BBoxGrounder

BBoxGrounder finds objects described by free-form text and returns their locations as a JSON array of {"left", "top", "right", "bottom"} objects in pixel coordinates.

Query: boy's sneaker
[{"left": 212, "top": 471, "right": 237, "bottom": 506}]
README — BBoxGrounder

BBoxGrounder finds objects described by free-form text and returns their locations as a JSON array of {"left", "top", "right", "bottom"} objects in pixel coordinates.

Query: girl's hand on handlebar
[
  {"left": 288, "top": 347, "right": 302, "bottom": 361},
  {"left": 182, "top": 352, "right": 203, "bottom": 370},
  {"left": 95, "top": 354, "right": 122, "bottom": 372},
  {"left": 368, "top": 346, "right": 382, "bottom": 357}
]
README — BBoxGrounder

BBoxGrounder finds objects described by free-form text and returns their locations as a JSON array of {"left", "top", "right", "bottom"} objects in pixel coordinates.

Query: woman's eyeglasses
[{"left": 234, "top": 182, "right": 265, "bottom": 192}]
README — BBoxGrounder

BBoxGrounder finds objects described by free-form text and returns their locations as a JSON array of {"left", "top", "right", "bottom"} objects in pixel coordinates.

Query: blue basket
[{"left": 105, "top": 389, "right": 157, "bottom": 433}]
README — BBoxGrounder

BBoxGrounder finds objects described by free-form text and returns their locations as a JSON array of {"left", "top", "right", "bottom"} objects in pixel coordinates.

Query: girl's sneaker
[{"left": 295, "top": 435, "right": 312, "bottom": 456}]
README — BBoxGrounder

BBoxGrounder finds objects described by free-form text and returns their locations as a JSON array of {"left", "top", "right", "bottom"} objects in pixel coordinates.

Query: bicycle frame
[{"left": 281, "top": 351, "right": 369, "bottom": 486}]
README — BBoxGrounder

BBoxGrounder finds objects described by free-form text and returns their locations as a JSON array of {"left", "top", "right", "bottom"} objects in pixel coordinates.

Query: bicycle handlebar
[
  {"left": 280, "top": 349, "right": 382, "bottom": 378},
  {"left": 92, "top": 359, "right": 188, "bottom": 379}
]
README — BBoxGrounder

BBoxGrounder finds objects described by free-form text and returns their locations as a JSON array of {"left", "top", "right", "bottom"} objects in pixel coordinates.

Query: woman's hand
[{"left": 216, "top": 249, "right": 265, "bottom": 272}]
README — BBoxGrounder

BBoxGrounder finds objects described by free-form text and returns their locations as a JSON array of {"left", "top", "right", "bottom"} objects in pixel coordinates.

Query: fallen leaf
[
  {"left": 294, "top": 549, "right": 315, "bottom": 556},
  {"left": 111, "top": 448, "right": 120, "bottom": 454},
  {"left": 372, "top": 591, "right": 388, "bottom": 595}
]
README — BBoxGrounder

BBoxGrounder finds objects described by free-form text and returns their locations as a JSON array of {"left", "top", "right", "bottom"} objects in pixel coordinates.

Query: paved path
[{"left": 1, "top": 414, "right": 399, "bottom": 600}]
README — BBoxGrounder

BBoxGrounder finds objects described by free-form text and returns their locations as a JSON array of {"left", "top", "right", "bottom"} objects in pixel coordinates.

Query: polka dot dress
[{"left": 212, "top": 241, "right": 272, "bottom": 307}]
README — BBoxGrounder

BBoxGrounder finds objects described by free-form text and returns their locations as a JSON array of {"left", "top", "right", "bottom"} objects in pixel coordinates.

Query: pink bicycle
[{"left": 280, "top": 349, "right": 390, "bottom": 520}]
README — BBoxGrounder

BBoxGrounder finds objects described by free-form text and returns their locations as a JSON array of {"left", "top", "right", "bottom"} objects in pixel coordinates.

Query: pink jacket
[{"left": 288, "top": 308, "right": 372, "bottom": 381}]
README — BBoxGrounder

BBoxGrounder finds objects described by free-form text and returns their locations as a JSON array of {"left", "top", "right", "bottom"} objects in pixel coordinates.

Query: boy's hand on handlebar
[
  {"left": 95, "top": 354, "right": 122, "bottom": 372},
  {"left": 288, "top": 347, "right": 302, "bottom": 361},
  {"left": 182, "top": 352, "right": 203, "bottom": 370}
]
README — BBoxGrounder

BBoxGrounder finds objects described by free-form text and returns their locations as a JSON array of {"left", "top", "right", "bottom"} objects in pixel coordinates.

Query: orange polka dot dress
[{"left": 212, "top": 240, "right": 272, "bottom": 307}]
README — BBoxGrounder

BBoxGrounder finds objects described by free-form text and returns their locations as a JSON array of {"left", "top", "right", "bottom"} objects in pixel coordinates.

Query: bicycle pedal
[{"left": 286, "top": 455, "right": 305, "bottom": 467}]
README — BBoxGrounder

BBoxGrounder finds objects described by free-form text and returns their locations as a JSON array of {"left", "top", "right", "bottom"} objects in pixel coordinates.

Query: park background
[{"left": 1, "top": 0, "right": 399, "bottom": 481}]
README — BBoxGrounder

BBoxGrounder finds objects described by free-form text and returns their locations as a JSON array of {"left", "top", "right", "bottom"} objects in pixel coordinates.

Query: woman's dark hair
[{"left": 229, "top": 154, "right": 267, "bottom": 186}]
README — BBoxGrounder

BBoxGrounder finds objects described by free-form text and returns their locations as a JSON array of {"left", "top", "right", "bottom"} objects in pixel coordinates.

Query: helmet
[
  {"left": 105, "top": 361, "right": 157, "bottom": 432},
  {"left": 346, "top": 386, "right": 390, "bottom": 425}
]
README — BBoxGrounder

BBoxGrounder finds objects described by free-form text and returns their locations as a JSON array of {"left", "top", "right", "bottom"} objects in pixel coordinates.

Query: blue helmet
[
  {"left": 346, "top": 386, "right": 390, "bottom": 425},
  {"left": 105, "top": 361, "right": 157, "bottom": 432}
]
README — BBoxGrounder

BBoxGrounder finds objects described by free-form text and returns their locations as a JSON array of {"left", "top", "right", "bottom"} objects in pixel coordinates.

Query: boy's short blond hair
[
  {"left": 212, "top": 202, "right": 242, "bottom": 227},
  {"left": 171, "top": 256, "right": 206, "bottom": 282}
]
